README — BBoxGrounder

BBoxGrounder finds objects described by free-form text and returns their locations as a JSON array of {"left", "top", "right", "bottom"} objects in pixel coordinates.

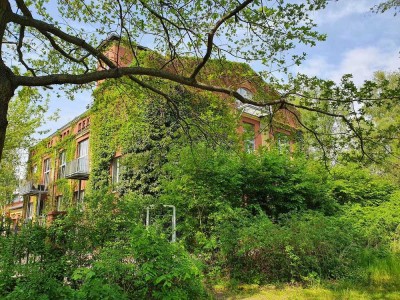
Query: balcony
[
  {"left": 19, "top": 181, "right": 47, "bottom": 196},
  {"left": 65, "top": 157, "right": 90, "bottom": 180}
]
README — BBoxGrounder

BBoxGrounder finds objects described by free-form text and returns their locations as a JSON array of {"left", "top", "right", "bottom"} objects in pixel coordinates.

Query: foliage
[
  {"left": 372, "top": 0, "right": 400, "bottom": 15},
  {"left": 2, "top": 144, "right": 400, "bottom": 297},
  {"left": 218, "top": 211, "right": 362, "bottom": 283},
  {"left": 0, "top": 206, "right": 208, "bottom": 299},
  {"left": 161, "top": 144, "right": 335, "bottom": 232},
  {"left": 363, "top": 71, "right": 400, "bottom": 182},
  {"left": 284, "top": 72, "right": 400, "bottom": 164},
  {"left": 329, "top": 163, "right": 395, "bottom": 205},
  {"left": 0, "top": 0, "right": 331, "bottom": 164},
  {"left": 90, "top": 72, "right": 237, "bottom": 195},
  {"left": 0, "top": 87, "right": 48, "bottom": 205},
  {"left": 340, "top": 191, "right": 400, "bottom": 250}
]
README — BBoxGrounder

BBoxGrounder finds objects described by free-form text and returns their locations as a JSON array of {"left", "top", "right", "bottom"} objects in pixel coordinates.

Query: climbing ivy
[
  {"left": 27, "top": 112, "right": 90, "bottom": 213},
  {"left": 90, "top": 77, "right": 238, "bottom": 196}
]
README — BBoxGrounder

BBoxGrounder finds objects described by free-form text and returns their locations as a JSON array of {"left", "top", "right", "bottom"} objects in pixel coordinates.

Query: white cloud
[
  {"left": 297, "top": 46, "right": 400, "bottom": 85},
  {"left": 312, "top": 0, "right": 374, "bottom": 24}
]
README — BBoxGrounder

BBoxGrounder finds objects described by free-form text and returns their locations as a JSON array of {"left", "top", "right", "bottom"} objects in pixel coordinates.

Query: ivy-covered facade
[{"left": 5, "top": 45, "right": 301, "bottom": 226}]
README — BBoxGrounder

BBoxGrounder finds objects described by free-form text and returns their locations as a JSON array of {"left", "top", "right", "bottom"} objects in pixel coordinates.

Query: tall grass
[{"left": 365, "top": 253, "right": 400, "bottom": 289}]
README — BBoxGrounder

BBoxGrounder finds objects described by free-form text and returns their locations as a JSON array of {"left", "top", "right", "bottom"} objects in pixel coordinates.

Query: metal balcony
[
  {"left": 19, "top": 181, "right": 47, "bottom": 196},
  {"left": 65, "top": 157, "right": 90, "bottom": 180}
]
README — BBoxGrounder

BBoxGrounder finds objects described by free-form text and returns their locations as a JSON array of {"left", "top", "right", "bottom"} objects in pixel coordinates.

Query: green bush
[
  {"left": 341, "top": 191, "right": 400, "bottom": 250},
  {"left": 330, "top": 163, "right": 395, "bottom": 205},
  {"left": 71, "top": 225, "right": 207, "bottom": 299},
  {"left": 218, "top": 211, "right": 362, "bottom": 284},
  {"left": 160, "top": 145, "right": 337, "bottom": 253},
  {"left": 128, "top": 226, "right": 207, "bottom": 299}
]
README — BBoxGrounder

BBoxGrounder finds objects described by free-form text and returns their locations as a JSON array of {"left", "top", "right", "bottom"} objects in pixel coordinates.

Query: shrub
[
  {"left": 330, "top": 163, "right": 395, "bottom": 205},
  {"left": 341, "top": 191, "right": 400, "bottom": 250},
  {"left": 161, "top": 145, "right": 337, "bottom": 252},
  {"left": 218, "top": 211, "right": 362, "bottom": 284},
  {"left": 70, "top": 225, "right": 207, "bottom": 299}
]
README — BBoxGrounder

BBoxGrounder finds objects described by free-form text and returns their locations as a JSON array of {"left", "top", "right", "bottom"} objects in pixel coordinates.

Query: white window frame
[
  {"left": 26, "top": 202, "right": 33, "bottom": 219},
  {"left": 237, "top": 87, "right": 254, "bottom": 100},
  {"left": 276, "top": 133, "right": 290, "bottom": 153},
  {"left": 77, "top": 139, "right": 89, "bottom": 172},
  {"left": 74, "top": 190, "right": 85, "bottom": 210},
  {"left": 43, "top": 158, "right": 51, "bottom": 186},
  {"left": 111, "top": 157, "right": 121, "bottom": 185},
  {"left": 37, "top": 197, "right": 45, "bottom": 216},
  {"left": 58, "top": 151, "right": 66, "bottom": 179}
]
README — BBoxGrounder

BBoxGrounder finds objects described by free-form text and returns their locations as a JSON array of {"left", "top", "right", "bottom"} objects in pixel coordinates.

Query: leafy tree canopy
[
  {"left": 0, "top": 87, "right": 47, "bottom": 205},
  {"left": 0, "top": 0, "right": 398, "bottom": 164}
]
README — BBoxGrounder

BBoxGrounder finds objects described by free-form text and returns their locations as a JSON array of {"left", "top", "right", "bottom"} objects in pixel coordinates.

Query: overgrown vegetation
[
  {"left": 1, "top": 70, "right": 400, "bottom": 298},
  {"left": 2, "top": 145, "right": 400, "bottom": 298}
]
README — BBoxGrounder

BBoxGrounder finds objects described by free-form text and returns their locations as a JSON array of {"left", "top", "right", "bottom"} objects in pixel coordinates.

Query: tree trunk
[
  {"left": 0, "top": 0, "right": 14, "bottom": 162},
  {"left": 0, "top": 65, "right": 14, "bottom": 162}
]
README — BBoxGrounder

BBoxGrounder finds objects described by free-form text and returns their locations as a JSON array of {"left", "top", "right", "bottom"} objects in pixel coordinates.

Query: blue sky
[
  {"left": 295, "top": 0, "right": 399, "bottom": 85},
  {"left": 37, "top": 0, "right": 400, "bottom": 137}
]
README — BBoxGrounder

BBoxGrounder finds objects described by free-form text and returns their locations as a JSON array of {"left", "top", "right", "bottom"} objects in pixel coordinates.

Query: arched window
[{"left": 237, "top": 87, "right": 254, "bottom": 100}]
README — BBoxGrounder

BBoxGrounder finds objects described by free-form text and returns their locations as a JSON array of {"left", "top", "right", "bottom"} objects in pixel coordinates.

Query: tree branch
[
  {"left": 14, "top": 66, "right": 281, "bottom": 106},
  {"left": 283, "top": 100, "right": 374, "bottom": 161},
  {"left": 16, "top": 25, "right": 36, "bottom": 76},
  {"left": 190, "top": 0, "right": 254, "bottom": 79},
  {"left": 8, "top": 11, "right": 116, "bottom": 69}
]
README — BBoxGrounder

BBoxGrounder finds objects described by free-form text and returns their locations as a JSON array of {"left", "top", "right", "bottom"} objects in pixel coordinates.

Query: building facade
[{"left": 3, "top": 45, "right": 300, "bottom": 226}]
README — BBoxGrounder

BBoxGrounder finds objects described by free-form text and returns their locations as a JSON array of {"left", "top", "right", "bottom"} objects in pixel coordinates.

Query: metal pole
[
  {"left": 77, "top": 179, "right": 82, "bottom": 207},
  {"left": 164, "top": 205, "right": 176, "bottom": 242},
  {"left": 146, "top": 206, "right": 150, "bottom": 228},
  {"left": 171, "top": 205, "right": 176, "bottom": 243},
  {"left": 37, "top": 191, "right": 41, "bottom": 219}
]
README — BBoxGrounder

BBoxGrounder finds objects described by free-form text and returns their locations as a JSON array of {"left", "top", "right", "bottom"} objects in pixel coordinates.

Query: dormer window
[
  {"left": 237, "top": 87, "right": 254, "bottom": 100},
  {"left": 236, "top": 87, "right": 254, "bottom": 107}
]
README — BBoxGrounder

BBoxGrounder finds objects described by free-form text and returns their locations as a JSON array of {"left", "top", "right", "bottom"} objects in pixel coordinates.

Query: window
[
  {"left": 111, "top": 157, "right": 121, "bottom": 185},
  {"left": 37, "top": 198, "right": 45, "bottom": 216},
  {"left": 58, "top": 151, "right": 66, "bottom": 179},
  {"left": 243, "top": 122, "right": 256, "bottom": 152},
  {"left": 77, "top": 139, "right": 89, "bottom": 172},
  {"left": 237, "top": 87, "right": 254, "bottom": 100},
  {"left": 276, "top": 133, "right": 290, "bottom": 153},
  {"left": 43, "top": 158, "right": 51, "bottom": 186},
  {"left": 236, "top": 88, "right": 254, "bottom": 107},
  {"left": 56, "top": 195, "right": 63, "bottom": 211}
]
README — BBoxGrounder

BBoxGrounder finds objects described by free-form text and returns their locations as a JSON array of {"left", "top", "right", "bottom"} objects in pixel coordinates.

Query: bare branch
[
  {"left": 8, "top": 11, "right": 116, "bottom": 69},
  {"left": 190, "top": 0, "right": 254, "bottom": 79},
  {"left": 283, "top": 100, "right": 375, "bottom": 162},
  {"left": 293, "top": 91, "right": 400, "bottom": 103},
  {"left": 16, "top": 25, "right": 36, "bottom": 76}
]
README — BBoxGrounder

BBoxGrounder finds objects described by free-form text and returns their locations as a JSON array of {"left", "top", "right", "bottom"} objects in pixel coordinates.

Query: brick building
[{"left": 3, "top": 45, "right": 300, "bottom": 225}]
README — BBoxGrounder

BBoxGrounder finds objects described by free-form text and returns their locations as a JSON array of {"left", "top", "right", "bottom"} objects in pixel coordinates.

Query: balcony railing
[
  {"left": 65, "top": 157, "right": 90, "bottom": 180},
  {"left": 19, "top": 181, "right": 47, "bottom": 196}
]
